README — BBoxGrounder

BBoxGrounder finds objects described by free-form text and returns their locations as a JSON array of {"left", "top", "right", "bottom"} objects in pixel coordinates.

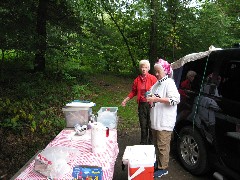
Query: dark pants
[{"left": 138, "top": 102, "right": 152, "bottom": 144}]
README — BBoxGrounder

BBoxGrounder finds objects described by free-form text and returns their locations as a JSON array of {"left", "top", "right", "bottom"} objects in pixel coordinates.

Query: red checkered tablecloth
[{"left": 14, "top": 129, "right": 119, "bottom": 180}]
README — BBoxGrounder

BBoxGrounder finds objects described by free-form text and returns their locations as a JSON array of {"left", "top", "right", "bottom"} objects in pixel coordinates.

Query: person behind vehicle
[
  {"left": 179, "top": 70, "right": 197, "bottom": 99},
  {"left": 203, "top": 72, "right": 221, "bottom": 96},
  {"left": 146, "top": 59, "right": 180, "bottom": 178},
  {"left": 177, "top": 70, "right": 197, "bottom": 114},
  {"left": 121, "top": 59, "right": 157, "bottom": 145}
]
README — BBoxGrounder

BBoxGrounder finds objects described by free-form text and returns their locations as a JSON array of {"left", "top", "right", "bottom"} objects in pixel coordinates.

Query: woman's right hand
[
  {"left": 122, "top": 97, "right": 130, "bottom": 107},
  {"left": 121, "top": 100, "right": 126, "bottom": 107}
]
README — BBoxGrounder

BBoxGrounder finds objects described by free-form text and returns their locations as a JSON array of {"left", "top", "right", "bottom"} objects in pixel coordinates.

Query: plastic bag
[{"left": 34, "top": 146, "right": 78, "bottom": 179}]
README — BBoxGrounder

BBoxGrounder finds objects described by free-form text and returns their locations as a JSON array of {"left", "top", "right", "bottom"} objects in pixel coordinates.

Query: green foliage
[
  {"left": 192, "top": 2, "right": 234, "bottom": 50},
  {"left": 0, "top": 98, "right": 36, "bottom": 132},
  {"left": 2, "top": 0, "right": 239, "bottom": 74},
  {"left": 72, "top": 84, "right": 92, "bottom": 100}
]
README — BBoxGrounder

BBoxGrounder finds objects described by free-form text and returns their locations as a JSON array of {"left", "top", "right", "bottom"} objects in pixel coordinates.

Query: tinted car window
[{"left": 220, "top": 61, "right": 240, "bottom": 101}]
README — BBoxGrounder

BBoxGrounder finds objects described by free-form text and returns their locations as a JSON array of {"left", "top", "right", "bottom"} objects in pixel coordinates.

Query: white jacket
[{"left": 150, "top": 77, "right": 180, "bottom": 131}]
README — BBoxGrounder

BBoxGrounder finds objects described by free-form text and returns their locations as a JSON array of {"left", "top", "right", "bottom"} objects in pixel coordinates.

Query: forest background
[{"left": 0, "top": 0, "right": 239, "bottom": 179}]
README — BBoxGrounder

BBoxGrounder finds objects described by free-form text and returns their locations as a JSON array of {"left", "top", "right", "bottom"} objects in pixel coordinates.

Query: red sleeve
[
  {"left": 181, "top": 80, "right": 190, "bottom": 90},
  {"left": 179, "top": 89, "right": 186, "bottom": 97},
  {"left": 128, "top": 77, "right": 138, "bottom": 99}
]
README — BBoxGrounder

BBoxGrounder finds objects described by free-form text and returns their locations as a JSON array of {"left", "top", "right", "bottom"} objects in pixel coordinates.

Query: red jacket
[
  {"left": 128, "top": 73, "right": 157, "bottom": 105},
  {"left": 179, "top": 79, "right": 191, "bottom": 97}
]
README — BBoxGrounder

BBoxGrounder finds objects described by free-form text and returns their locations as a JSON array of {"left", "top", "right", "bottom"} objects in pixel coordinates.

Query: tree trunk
[
  {"left": 34, "top": 0, "right": 48, "bottom": 72},
  {"left": 149, "top": 0, "right": 159, "bottom": 73}
]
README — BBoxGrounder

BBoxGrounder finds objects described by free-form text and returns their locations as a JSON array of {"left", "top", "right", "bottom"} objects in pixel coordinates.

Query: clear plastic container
[
  {"left": 97, "top": 107, "right": 118, "bottom": 118},
  {"left": 97, "top": 110, "right": 118, "bottom": 129},
  {"left": 62, "top": 107, "right": 89, "bottom": 127}
]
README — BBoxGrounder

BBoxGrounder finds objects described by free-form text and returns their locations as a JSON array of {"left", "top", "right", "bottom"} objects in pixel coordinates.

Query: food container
[
  {"left": 62, "top": 107, "right": 89, "bottom": 127},
  {"left": 62, "top": 101, "right": 96, "bottom": 127},
  {"left": 97, "top": 107, "right": 118, "bottom": 129},
  {"left": 97, "top": 107, "right": 118, "bottom": 118}
]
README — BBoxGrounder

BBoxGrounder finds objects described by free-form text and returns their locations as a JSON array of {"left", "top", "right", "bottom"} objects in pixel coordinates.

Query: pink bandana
[{"left": 155, "top": 59, "right": 172, "bottom": 76}]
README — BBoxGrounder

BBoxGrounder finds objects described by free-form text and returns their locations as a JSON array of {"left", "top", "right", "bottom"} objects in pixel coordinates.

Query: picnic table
[{"left": 11, "top": 128, "right": 119, "bottom": 180}]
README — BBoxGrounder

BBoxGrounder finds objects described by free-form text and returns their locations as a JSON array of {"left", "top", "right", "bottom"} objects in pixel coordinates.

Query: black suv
[{"left": 172, "top": 47, "right": 240, "bottom": 180}]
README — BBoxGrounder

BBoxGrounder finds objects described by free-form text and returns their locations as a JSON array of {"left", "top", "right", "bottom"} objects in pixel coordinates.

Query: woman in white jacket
[{"left": 146, "top": 59, "right": 180, "bottom": 178}]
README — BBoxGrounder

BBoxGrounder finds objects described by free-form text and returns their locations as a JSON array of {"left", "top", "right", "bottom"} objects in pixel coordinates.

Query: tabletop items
[
  {"left": 62, "top": 100, "right": 118, "bottom": 130},
  {"left": 62, "top": 100, "right": 96, "bottom": 128},
  {"left": 97, "top": 107, "right": 118, "bottom": 129},
  {"left": 34, "top": 146, "right": 77, "bottom": 179},
  {"left": 13, "top": 101, "right": 119, "bottom": 180},
  {"left": 72, "top": 166, "right": 103, "bottom": 180},
  {"left": 14, "top": 129, "right": 119, "bottom": 180},
  {"left": 74, "top": 124, "right": 87, "bottom": 136}
]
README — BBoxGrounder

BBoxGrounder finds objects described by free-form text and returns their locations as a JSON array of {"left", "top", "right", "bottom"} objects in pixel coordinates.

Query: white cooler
[{"left": 122, "top": 145, "right": 155, "bottom": 180}]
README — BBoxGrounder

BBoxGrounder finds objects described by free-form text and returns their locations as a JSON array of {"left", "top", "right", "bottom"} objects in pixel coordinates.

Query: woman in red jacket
[
  {"left": 121, "top": 60, "right": 157, "bottom": 144},
  {"left": 179, "top": 70, "right": 197, "bottom": 99}
]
